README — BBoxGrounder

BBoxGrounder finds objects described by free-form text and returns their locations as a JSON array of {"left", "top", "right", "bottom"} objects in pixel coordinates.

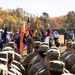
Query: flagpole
[{"left": 20, "top": 19, "right": 25, "bottom": 58}]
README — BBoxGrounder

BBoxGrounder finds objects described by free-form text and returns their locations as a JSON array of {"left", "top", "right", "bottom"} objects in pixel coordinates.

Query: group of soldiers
[
  {"left": 0, "top": 41, "right": 26, "bottom": 75},
  {"left": 0, "top": 29, "right": 75, "bottom": 75},
  {"left": 22, "top": 39, "right": 75, "bottom": 75}
]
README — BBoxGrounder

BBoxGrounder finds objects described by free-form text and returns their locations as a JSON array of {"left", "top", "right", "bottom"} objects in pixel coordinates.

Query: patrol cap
[
  {"left": 41, "top": 42, "right": 49, "bottom": 46},
  {"left": 44, "top": 49, "right": 60, "bottom": 60},
  {"left": 2, "top": 47, "right": 13, "bottom": 51},
  {"left": 2, "top": 51, "right": 14, "bottom": 60},
  {"left": 61, "top": 73, "right": 73, "bottom": 75},
  {"left": 71, "top": 42, "right": 75, "bottom": 49},
  {"left": 66, "top": 41, "right": 72, "bottom": 47},
  {"left": 49, "top": 60, "right": 65, "bottom": 72},
  {"left": 39, "top": 45, "right": 49, "bottom": 52},
  {"left": 7, "top": 42, "right": 16, "bottom": 48},
  {"left": 33, "top": 41, "right": 41, "bottom": 48},
  {"left": 50, "top": 47, "right": 60, "bottom": 51}
]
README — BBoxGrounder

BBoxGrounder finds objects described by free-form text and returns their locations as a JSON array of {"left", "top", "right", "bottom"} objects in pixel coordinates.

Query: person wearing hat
[
  {"left": 60, "top": 41, "right": 72, "bottom": 62},
  {"left": 29, "top": 42, "right": 49, "bottom": 68},
  {"left": 32, "top": 32, "right": 41, "bottom": 42},
  {"left": 60, "top": 41, "right": 72, "bottom": 56},
  {"left": 7, "top": 42, "right": 18, "bottom": 53},
  {"left": 35, "top": 60, "right": 65, "bottom": 75},
  {"left": 13, "top": 52, "right": 26, "bottom": 75},
  {"left": 48, "top": 60, "right": 65, "bottom": 75},
  {"left": 44, "top": 49, "right": 60, "bottom": 65},
  {"left": 22, "top": 41, "right": 41, "bottom": 75},
  {"left": 64, "top": 42, "right": 75, "bottom": 72},
  {"left": 26, "top": 35, "right": 33, "bottom": 54},
  {"left": 29, "top": 45, "right": 49, "bottom": 75},
  {"left": 34, "top": 49, "right": 60, "bottom": 75}
]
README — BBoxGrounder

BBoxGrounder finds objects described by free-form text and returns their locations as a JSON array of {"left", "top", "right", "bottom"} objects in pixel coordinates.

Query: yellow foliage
[
  {"left": 6, "top": 15, "right": 17, "bottom": 24},
  {"left": 0, "top": 17, "right": 3, "bottom": 24}
]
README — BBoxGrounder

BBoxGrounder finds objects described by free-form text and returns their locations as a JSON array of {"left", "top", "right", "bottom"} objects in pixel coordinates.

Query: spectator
[{"left": 70, "top": 30, "right": 74, "bottom": 40}]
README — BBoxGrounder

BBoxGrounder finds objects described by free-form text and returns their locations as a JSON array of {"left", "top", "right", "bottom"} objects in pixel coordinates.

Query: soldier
[
  {"left": 7, "top": 42, "right": 18, "bottom": 53},
  {"left": 60, "top": 41, "right": 72, "bottom": 62},
  {"left": 64, "top": 42, "right": 75, "bottom": 72},
  {"left": 26, "top": 35, "right": 33, "bottom": 54},
  {"left": 29, "top": 45, "right": 49, "bottom": 75},
  {"left": 2, "top": 46, "right": 14, "bottom": 51},
  {"left": 22, "top": 41, "right": 41, "bottom": 75},
  {"left": 35, "top": 60, "right": 65, "bottom": 75},
  {"left": 61, "top": 41, "right": 73, "bottom": 56},
  {"left": 48, "top": 60, "right": 65, "bottom": 75},
  {"left": 2, "top": 47, "right": 23, "bottom": 75},
  {"left": 33, "top": 32, "right": 41, "bottom": 42},
  {"left": 13, "top": 52, "right": 26, "bottom": 75},
  {"left": 29, "top": 42, "right": 49, "bottom": 67},
  {"left": 0, "top": 58, "right": 8, "bottom": 75},
  {"left": 7, "top": 51, "right": 22, "bottom": 75},
  {"left": 35, "top": 49, "right": 60, "bottom": 75}
]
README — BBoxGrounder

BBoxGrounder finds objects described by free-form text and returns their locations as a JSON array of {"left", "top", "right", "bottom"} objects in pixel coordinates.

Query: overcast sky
[{"left": 0, "top": 0, "right": 75, "bottom": 17}]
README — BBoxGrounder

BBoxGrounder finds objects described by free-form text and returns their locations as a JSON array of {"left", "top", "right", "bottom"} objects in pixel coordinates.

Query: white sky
[{"left": 0, "top": 0, "right": 75, "bottom": 18}]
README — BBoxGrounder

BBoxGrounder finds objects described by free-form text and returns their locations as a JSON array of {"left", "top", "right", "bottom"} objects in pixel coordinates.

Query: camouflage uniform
[
  {"left": 34, "top": 49, "right": 60, "bottom": 75},
  {"left": 29, "top": 55, "right": 41, "bottom": 68},
  {"left": 7, "top": 42, "right": 18, "bottom": 53},
  {"left": 22, "top": 41, "right": 41, "bottom": 75},
  {"left": 60, "top": 49, "right": 69, "bottom": 56},
  {"left": 60, "top": 41, "right": 72, "bottom": 62},
  {"left": 49, "top": 60, "right": 65, "bottom": 75},
  {"left": 64, "top": 53, "right": 75, "bottom": 72},
  {"left": 70, "top": 64, "right": 75, "bottom": 74},
  {"left": 29, "top": 42, "right": 49, "bottom": 68},
  {"left": 29, "top": 45, "right": 49, "bottom": 75},
  {"left": 60, "top": 51, "right": 72, "bottom": 62},
  {"left": 64, "top": 42, "right": 75, "bottom": 72},
  {"left": 33, "top": 35, "right": 41, "bottom": 42},
  {"left": 29, "top": 60, "right": 48, "bottom": 75},
  {"left": 13, "top": 52, "right": 26, "bottom": 75},
  {"left": 1, "top": 47, "right": 23, "bottom": 75},
  {"left": 27, "top": 35, "right": 33, "bottom": 54},
  {"left": 60, "top": 41, "right": 72, "bottom": 56},
  {"left": 35, "top": 60, "right": 66, "bottom": 75}
]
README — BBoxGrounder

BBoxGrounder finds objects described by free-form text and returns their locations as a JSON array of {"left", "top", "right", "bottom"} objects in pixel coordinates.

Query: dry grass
[{"left": 59, "top": 35, "right": 66, "bottom": 52}]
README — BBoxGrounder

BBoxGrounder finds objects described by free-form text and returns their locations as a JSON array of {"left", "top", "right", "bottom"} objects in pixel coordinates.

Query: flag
[
  {"left": 20, "top": 21, "right": 25, "bottom": 53},
  {"left": 33, "top": 18, "right": 38, "bottom": 36},
  {"left": 25, "top": 17, "right": 30, "bottom": 36},
  {"left": 15, "top": 35, "right": 20, "bottom": 54},
  {"left": 1, "top": 27, "right": 7, "bottom": 44},
  {"left": 15, "top": 20, "right": 26, "bottom": 54}
]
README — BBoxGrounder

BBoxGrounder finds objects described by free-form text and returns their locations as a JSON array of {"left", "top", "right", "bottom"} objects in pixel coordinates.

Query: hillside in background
[{"left": 0, "top": 7, "right": 75, "bottom": 32}]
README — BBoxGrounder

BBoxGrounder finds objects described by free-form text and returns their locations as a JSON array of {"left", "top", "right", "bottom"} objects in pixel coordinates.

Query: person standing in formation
[{"left": 45, "top": 24, "right": 50, "bottom": 44}]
